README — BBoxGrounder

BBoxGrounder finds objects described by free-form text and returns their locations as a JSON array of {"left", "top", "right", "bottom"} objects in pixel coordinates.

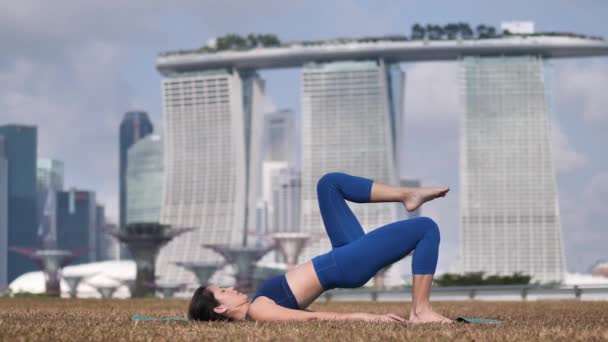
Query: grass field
[{"left": 1, "top": 298, "right": 607, "bottom": 341}]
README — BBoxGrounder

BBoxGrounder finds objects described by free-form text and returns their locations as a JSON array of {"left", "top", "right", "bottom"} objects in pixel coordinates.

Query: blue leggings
[{"left": 311, "top": 172, "right": 440, "bottom": 290}]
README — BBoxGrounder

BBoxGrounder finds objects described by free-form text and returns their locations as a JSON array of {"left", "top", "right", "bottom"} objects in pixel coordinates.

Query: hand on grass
[{"left": 354, "top": 313, "right": 406, "bottom": 323}]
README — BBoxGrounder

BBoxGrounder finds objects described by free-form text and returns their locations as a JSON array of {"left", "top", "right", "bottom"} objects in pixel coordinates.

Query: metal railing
[{"left": 319, "top": 284, "right": 608, "bottom": 302}]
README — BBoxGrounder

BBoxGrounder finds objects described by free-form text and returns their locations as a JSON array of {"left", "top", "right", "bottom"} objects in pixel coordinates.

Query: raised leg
[{"left": 316, "top": 172, "right": 373, "bottom": 248}]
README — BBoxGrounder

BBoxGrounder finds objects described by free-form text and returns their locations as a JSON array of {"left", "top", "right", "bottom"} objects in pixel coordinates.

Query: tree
[
  {"left": 411, "top": 23, "right": 425, "bottom": 40},
  {"left": 434, "top": 272, "right": 532, "bottom": 287},
  {"left": 426, "top": 24, "right": 443, "bottom": 40},
  {"left": 444, "top": 23, "right": 460, "bottom": 40},
  {"left": 459, "top": 22, "right": 474, "bottom": 39},
  {"left": 487, "top": 26, "right": 497, "bottom": 38}
]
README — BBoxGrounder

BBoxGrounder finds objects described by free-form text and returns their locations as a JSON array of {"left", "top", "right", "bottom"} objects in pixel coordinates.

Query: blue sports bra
[{"left": 251, "top": 274, "right": 300, "bottom": 310}]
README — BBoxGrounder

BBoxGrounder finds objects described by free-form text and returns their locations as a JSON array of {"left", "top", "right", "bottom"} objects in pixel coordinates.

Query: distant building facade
[
  {"left": 36, "top": 158, "right": 64, "bottom": 248},
  {"left": 263, "top": 109, "right": 297, "bottom": 164},
  {"left": 94, "top": 204, "right": 117, "bottom": 261},
  {"left": 271, "top": 167, "right": 301, "bottom": 233},
  {"left": 56, "top": 189, "right": 97, "bottom": 264},
  {"left": 119, "top": 111, "right": 154, "bottom": 258},
  {"left": 157, "top": 69, "right": 264, "bottom": 284},
  {"left": 0, "top": 136, "right": 8, "bottom": 287},
  {"left": 460, "top": 56, "right": 565, "bottom": 283},
  {"left": 0, "top": 125, "right": 38, "bottom": 283},
  {"left": 126, "top": 134, "right": 163, "bottom": 224}
]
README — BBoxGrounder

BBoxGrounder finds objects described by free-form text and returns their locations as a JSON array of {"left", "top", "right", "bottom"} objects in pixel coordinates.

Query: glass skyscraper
[
  {"left": 94, "top": 204, "right": 114, "bottom": 261},
  {"left": 126, "top": 134, "right": 163, "bottom": 224},
  {"left": 36, "top": 158, "right": 64, "bottom": 248},
  {"left": 299, "top": 60, "right": 404, "bottom": 286},
  {"left": 460, "top": 56, "right": 565, "bottom": 283},
  {"left": 119, "top": 111, "right": 154, "bottom": 234},
  {"left": 157, "top": 69, "right": 265, "bottom": 284},
  {"left": 56, "top": 189, "right": 97, "bottom": 264},
  {"left": 0, "top": 136, "right": 8, "bottom": 287},
  {"left": 0, "top": 125, "right": 38, "bottom": 283}
]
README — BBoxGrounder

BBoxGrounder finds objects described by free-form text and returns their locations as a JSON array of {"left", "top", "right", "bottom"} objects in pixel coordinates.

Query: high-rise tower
[
  {"left": 0, "top": 125, "right": 38, "bottom": 283},
  {"left": 0, "top": 136, "right": 8, "bottom": 287},
  {"left": 156, "top": 69, "right": 264, "bottom": 284},
  {"left": 119, "top": 111, "right": 153, "bottom": 258},
  {"left": 299, "top": 61, "right": 404, "bottom": 286},
  {"left": 460, "top": 56, "right": 565, "bottom": 283},
  {"left": 56, "top": 189, "right": 97, "bottom": 264},
  {"left": 36, "top": 159, "right": 64, "bottom": 248},
  {"left": 126, "top": 134, "right": 163, "bottom": 224}
]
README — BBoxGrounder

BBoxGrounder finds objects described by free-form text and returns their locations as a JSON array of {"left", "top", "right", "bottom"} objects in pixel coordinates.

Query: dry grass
[{"left": 1, "top": 298, "right": 607, "bottom": 341}]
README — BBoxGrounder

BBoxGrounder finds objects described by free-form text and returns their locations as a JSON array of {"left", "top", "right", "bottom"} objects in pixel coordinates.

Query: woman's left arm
[{"left": 248, "top": 298, "right": 405, "bottom": 322}]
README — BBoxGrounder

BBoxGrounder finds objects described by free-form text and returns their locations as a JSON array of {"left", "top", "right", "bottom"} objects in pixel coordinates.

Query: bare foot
[
  {"left": 402, "top": 187, "right": 449, "bottom": 212},
  {"left": 408, "top": 310, "right": 454, "bottom": 324}
]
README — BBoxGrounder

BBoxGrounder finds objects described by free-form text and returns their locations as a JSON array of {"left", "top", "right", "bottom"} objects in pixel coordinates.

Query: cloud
[
  {"left": 554, "top": 59, "right": 608, "bottom": 125},
  {"left": 402, "top": 62, "right": 462, "bottom": 125},
  {"left": 559, "top": 171, "right": 608, "bottom": 271},
  {"left": 551, "top": 120, "right": 589, "bottom": 174}
]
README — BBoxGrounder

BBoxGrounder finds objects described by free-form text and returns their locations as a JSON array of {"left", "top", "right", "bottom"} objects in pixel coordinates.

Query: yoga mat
[
  {"left": 131, "top": 315, "right": 189, "bottom": 322},
  {"left": 455, "top": 317, "right": 503, "bottom": 324}
]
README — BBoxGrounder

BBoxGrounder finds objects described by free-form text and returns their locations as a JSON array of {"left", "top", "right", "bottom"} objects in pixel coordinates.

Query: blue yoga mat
[
  {"left": 455, "top": 317, "right": 503, "bottom": 324},
  {"left": 131, "top": 315, "right": 189, "bottom": 322}
]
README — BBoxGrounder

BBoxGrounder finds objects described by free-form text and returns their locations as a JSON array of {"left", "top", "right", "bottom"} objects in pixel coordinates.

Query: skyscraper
[
  {"left": 56, "top": 189, "right": 97, "bottom": 264},
  {"left": 299, "top": 61, "right": 404, "bottom": 286},
  {"left": 157, "top": 69, "right": 265, "bottom": 284},
  {"left": 263, "top": 109, "right": 297, "bottom": 164},
  {"left": 0, "top": 136, "right": 8, "bottom": 287},
  {"left": 37, "top": 159, "right": 64, "bottom": 194},
  {"left": 460, "top": 56, "right": 565, "bottom": 283},
  {"left": 119, "top": 111, "right": 153, "bottom": 258},
  {"left": 126, "top": 134, "right": 163, "bottom": 224},
  {"left": 0, "top": 125, "right": 38, "bottom": 283},
  {"left": 36, "top": 159, "right": 64, "bottom": 248},
  {"left": 271, "top": 167, "right": 301, "bottom": 234}
]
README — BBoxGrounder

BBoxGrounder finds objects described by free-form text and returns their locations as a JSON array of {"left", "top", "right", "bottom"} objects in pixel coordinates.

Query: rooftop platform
[{"left": 157, "top": 36, "right": 608, "bottom": 75}]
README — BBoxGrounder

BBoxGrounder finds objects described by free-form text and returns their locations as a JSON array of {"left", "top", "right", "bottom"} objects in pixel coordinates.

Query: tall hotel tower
[
  {"left": 460, "top": 56, "right": 565, "bottom": 283},
  {"left": 299, "top": 60, "right": 405, "bottom": 284},
  {"left": 156, "top": 69, "right": 264, "bottom": 283}
]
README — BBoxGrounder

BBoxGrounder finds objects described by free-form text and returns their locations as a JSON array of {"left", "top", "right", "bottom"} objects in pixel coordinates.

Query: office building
[
  {"left": 119, "top": 111, "right": 154, "bottom": 258},
  {"left": 126, "top": 134, "right": 163, "bottom": 224},
  {"left": 56, "top": 189, "right": 97, "bottom": 264},
  {"left": 0, "top": 125, "right": 38, "bottom": 283},
  {"left": 36, "top": 159, "right": 64, "bottom": 248},
  {"left": 263, "top": 109, "right": 297, "bottom": 164},
  {"left": 0, "top": 136, "right": 8, "bottom": 287}
]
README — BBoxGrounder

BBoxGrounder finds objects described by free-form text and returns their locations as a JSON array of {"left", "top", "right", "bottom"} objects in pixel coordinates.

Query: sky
[{"left": 1, "top": 0, "right": 606, "bottom": 274}]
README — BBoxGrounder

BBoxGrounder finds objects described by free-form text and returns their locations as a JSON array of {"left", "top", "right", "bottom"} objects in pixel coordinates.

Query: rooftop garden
[{"left": 160, "top": 23, "right": 604, "bottom": 56}]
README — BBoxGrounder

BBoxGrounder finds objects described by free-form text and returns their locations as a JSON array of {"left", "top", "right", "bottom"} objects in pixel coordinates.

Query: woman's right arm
[{"left": 248, "top": 298, "right": 405, "bottom": 322}]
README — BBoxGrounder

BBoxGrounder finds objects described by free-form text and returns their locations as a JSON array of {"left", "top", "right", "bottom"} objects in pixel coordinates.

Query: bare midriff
[{"left": 284, "top": 261, "right": 325, "bottom": 309}]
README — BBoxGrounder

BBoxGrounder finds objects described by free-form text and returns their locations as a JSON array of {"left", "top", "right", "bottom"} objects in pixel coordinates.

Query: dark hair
[{"left": 188, "top": 286, "right": 231, "bottom": 322}]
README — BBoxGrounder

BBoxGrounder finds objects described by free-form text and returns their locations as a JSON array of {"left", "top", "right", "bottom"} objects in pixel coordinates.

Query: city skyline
[{"left": 1, "top": 0, "right": 607, "bottom": 274}]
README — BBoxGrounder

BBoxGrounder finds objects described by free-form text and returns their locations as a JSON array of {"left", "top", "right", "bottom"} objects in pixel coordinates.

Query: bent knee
[
  {"left": 317, "top": 172, "right": 346, "bottom": 192},
  {"left": 417, "top": 216, "right": 440, "bottom": 243}
]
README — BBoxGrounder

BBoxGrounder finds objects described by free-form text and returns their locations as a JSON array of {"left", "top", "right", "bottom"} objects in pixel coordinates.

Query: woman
[{"left": 188, "top": 172, "right": 452, "bottom": 323}]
